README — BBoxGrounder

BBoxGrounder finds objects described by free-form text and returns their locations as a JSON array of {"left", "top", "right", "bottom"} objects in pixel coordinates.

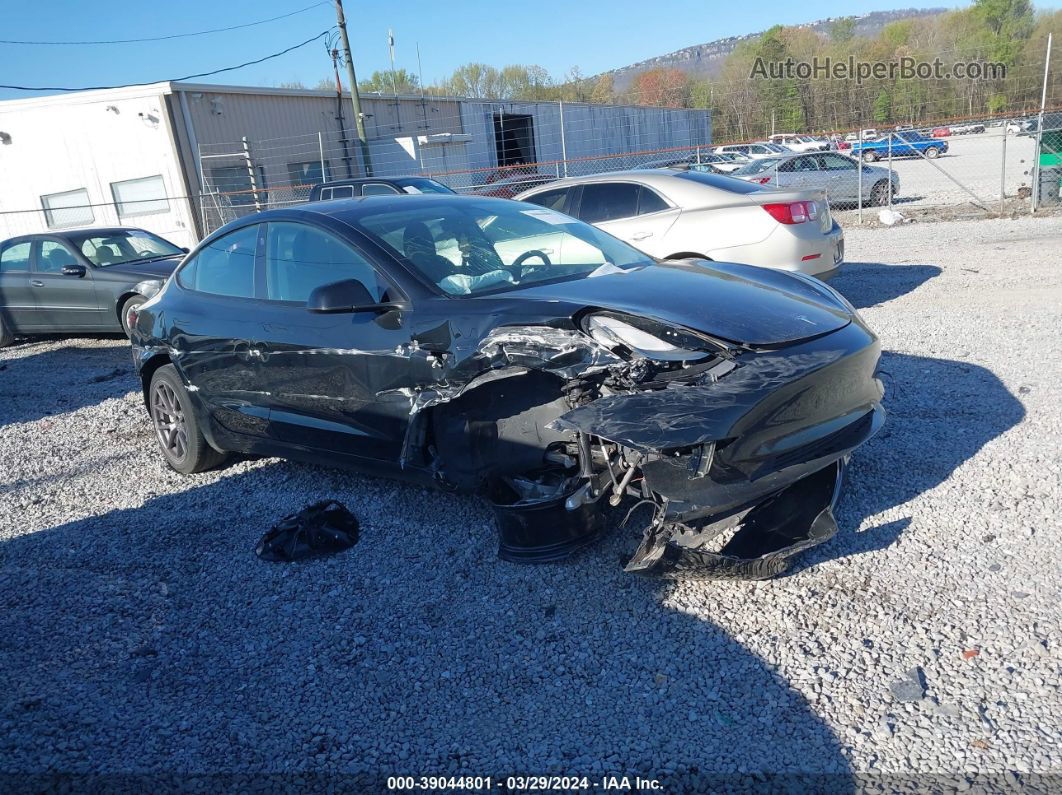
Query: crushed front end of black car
[{"left": 392, "top": 271, "right": 884, "bottom": 580}]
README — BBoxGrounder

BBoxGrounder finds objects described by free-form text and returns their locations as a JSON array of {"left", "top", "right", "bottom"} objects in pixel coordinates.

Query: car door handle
[
  {"left": 631, "top": 232, "right": 653, "bottom": 241},
  {"left": 30, "top": 279, "right": 44, "bottom": 287}
]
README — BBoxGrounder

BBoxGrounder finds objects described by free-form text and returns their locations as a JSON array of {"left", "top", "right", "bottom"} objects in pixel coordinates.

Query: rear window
[
  {"left": 672, "top": 171, "right": 765, "bottom": 194},
  {"left": 732, "top": 158, "right": 784, "bottom": 176},
  {"left": 393, "top": 178, "right": 455, "bottom": 195}
]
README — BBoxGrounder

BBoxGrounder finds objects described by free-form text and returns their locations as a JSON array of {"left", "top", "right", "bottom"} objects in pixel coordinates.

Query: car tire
[
  {"left": 870, "top": 180, "right": 891, "bottom": 207},
  {"left": 148, "top": 364, "right": 227, "bottom": 474},
  {"left": 925, "top": 146, "right": 940, "bottom": 159},
  {"left": 0, "top": 314, "right": 13, "bottom": 348},
  {"left": 862, "top": 151, "right": 878, "bottom": 163},
  {"left": 120, "top": 295, "right": 146, "bottom": 338}
]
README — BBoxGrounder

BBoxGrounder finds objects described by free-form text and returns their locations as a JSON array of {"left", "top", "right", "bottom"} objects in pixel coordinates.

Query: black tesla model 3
[{"left": 130, "top": 195, "right": 884, "bottom": 579}]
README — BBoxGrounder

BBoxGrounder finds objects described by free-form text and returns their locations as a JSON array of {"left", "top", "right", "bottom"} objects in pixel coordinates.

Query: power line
[
  {"left": 0, "top": 31, "right": 333, "bottom": 92},
  {"left": 0, "top": 2, "right": 330, "bottom": 45}
]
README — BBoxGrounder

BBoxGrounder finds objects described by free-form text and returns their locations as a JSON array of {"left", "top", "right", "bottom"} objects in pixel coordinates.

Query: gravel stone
[{"left": 1, "top": 215, "right": 1061, "bottom": 780}]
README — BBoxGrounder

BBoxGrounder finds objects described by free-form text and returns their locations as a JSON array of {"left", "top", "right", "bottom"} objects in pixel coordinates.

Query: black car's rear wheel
[
  {"left": 149, "top": 364, "right": 226, "bottom": 474},
  {"left": 120, "top": 295, "right": 146, "bottom": 338}
]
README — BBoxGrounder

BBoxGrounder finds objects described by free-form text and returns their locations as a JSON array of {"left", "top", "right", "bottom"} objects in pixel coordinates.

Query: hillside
[{"left": 603, "top": 8, "right": 949, "bottom": 90}]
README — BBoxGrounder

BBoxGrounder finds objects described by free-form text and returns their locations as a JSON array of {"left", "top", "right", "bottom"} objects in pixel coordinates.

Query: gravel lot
[
  {"left": 1, "top": 214, "right": 1060, "bottom": 786},
  {"left": 879, "top": 130, "right": 1039, "bottom": 210}
]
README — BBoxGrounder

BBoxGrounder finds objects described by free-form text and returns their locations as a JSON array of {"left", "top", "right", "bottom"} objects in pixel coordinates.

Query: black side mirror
[
  {"left": 307, "top": 279, "right": 402, "bottom": 314},
  {"left": 62, "top": 264, "right": 87, "bottom": 277},
  {"left": 180, "top": 247, "right": 190, "bottom": 253}
]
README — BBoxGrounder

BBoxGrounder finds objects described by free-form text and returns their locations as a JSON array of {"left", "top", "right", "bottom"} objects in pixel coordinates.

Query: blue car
[{"left": 848, "top": 132, "right": 947, "bottom": 163}]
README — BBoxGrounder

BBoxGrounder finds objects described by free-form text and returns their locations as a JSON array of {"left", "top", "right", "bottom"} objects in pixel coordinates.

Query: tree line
[{"left": 280, "top": 0, "right": 1059, "bottom": 141}]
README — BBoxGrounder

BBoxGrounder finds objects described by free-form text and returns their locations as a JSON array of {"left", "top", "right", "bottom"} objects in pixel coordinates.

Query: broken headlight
[{"left": 584, "top": 313, "right": 713, "bottom": 362}]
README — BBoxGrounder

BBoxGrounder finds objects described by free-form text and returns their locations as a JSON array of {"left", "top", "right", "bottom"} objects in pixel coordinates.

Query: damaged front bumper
[
  {"left": 400, "top": 314, "right": 884, "bottom": 580},
  {"left": 624, "top": 457, "right": 848, "bottom": 580}
]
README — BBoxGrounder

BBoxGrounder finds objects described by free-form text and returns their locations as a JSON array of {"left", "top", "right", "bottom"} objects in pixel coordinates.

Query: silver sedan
[
  {"left": 730, "top": 152, "right": 900, "bottom": 207},
  {"left": 515, "top": 169, "right": 844, "bottom": 278}
]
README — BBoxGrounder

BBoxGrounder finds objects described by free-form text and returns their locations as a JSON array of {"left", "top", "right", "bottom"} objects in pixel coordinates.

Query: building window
[
  {"left": 209, "top": 166, "right": 268, "bottom": 207},
  {"left": 41, "top": 188, "right": 94, "bottom": 228},
  {"left": 111, "top": 175, "right": 169, "bottom": 218},
  {"left": 287, "top": 161, "right": 330, "bottom": 186}
]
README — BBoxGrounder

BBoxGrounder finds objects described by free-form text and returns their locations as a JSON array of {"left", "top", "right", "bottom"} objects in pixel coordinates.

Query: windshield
[
  {"left": 353, "top": 199, "right": 653, "bottom": 296},
  {"left": 393, "top": 177, "right": 455, "bottom": 195},
  {"left": 71, "top": 230, "right": 183, "bottom": 267},
  {"left": 732, "top": 157, "right": 784, "bottom": 175}
]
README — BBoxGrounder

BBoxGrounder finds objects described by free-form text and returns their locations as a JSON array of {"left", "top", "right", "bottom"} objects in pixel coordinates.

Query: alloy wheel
[{"left": 151, "top": 381, "right": 188, "bottom": 462}]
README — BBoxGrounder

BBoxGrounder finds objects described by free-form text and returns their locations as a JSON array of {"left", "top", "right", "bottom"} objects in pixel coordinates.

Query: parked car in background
[
  {"left": 845, "top": 129, "right": 879, "bottom": 142},
  {"left": 0, "top": 227, "right": 186, "bottom": 346},
  {"left": 848, "top": 131, "right": 947, "bottom": 161},
  {"left": 309, "top": 177, "right": 455, "bottom": 201},
  {"left": 473, "top": 173, "right": 557, "bottom": 199},
  {"left": 730, "top": 152, "right": 899, "bottom": 207},
  {"left": 950, "top": 123, "right": 986, "bottom": 135},
  {"left": 769, "top": 134, "right": 830, "bottom": 152},
  {"left": 713, "top": 143, "right": 780, "bottom": 160},
  {"left": 516, "top": 169, "right": 843, "bottom": 278},
  {"left": 930, "top": 127, "right": 952, "bottom": 138},
  {"left": 653, "top": 153, "right": 749, "bottom": 174},
  {"left": 129, "top": 194, "right": 883, "bottom": 578}
]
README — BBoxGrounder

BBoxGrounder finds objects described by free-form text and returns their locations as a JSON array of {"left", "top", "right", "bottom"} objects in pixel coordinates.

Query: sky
[{"left": 1, "top": 0, "right": 1059, "bottom": 101}]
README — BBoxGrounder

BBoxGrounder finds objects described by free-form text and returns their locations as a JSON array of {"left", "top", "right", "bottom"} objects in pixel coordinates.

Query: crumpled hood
[
  {"left": 511, "top": 259, "right": 851, "bottom": 346},
  {"left": 103, "top": 256, "right": 182, "bottom": 280}
]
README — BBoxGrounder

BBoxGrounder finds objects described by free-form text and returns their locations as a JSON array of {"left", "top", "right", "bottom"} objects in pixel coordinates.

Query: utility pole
[{"left": 334, "top": 0, "right": 372, "bottom": 175}]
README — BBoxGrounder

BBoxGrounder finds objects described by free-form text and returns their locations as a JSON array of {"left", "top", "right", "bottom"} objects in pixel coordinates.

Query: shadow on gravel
[
  {"left": 830, "top": 262, "right": 942, "bottom": 309},
  {"left": 793, "top": 351, "right": 1024, "bottom": 573},
  {"left": 0, "top": 460, "right": 855, "bottom": 786},
  {"left": 0, "top": 348, "right": 1021, "bottom": 786},
  {"left": 0, "top": 338, "right": 135, "bottom": 429}
]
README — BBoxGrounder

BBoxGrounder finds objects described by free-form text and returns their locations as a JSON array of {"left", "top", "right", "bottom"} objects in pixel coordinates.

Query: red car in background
[{"left": 931, "top": 127, "right": 952, "bottom": 138}]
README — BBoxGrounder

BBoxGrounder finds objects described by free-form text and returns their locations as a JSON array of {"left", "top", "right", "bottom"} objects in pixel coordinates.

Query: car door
[
  {"left": 252, "top": 220, "right": 425, "bottom": 462},
  {"left": 573, "top": 182, "right": 678, "bottom": 257},
  {"left": 819, "top": 153, "right": 860, "bottom": 202},
  {"left": 30, "top": 238, "right": 108, "bottom": 329},
  {"left": 0, "top": 239, "right": 39, "bottom": 331},
  {"left": 167, "top": 223, "right": 272, "bottom": 441},
  {"left": 771, "top": 157, "right": 809, "bottom": 190}
]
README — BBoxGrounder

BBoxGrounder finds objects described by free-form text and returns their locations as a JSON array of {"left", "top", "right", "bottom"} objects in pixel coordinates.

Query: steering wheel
[{"left": 511, "top": 249, "right": 552, "bottom": 271}]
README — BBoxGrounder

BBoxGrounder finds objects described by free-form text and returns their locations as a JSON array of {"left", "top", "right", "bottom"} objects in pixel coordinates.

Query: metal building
[{"left": 0, "top": 82, "right": 712, "bottom": 246}]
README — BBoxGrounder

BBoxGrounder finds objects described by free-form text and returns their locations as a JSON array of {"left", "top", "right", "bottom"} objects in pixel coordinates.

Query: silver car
[
  {"left": 515, "top": 169, "right": 844, "bottom": 278},
  {"left": 730, "top": 152, "right": 900, "bottom": 207}
]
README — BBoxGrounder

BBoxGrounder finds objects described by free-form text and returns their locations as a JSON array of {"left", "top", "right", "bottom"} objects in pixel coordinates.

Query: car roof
[
  {"left": 317, "top": 176, "right": 436, "bottom": 187},
  {"left": 2, "top": 226, "right": 147, "bottom": 245},
  {"left": 513, "top": 168, "right": 778, "bottom": 203},
  {"left": 244, "top": 193, "right": 527, "bottom": 225}
]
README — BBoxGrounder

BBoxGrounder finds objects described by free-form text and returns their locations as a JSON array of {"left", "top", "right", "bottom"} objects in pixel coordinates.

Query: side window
[
  {"left": 37, "top": 241, "right": 79, "bottom": 273},
  {"left": 264, "top": 222, "right": 387, "bottom": 304},
  {"left": 178, "top": 225, "right": 258, "bottom": 298},
  {"left": 822, "top": 154, "right": 856, "bottom": 171},
  {"left": 778, "top": 159, "right": 798, "bottom": 173},
  {"left": 523, "top": 188, "right": 569, "bottom": 212},
  {"left": 0, "top": 241, "right": 33, "bottom": 273},
  {"left": 578, "top": 183, "right": 640, "bottom": 223},
  {"left": 318, "top": 187, "right": 333, "bottom": 201},
  {"left": 361, "top": 183, "right": 401, "bottom": 196},
  {"left": 637, "top": 186, "right": 669, "bottom": 215},
  {"left": 330, "top": 186, "right": 356, "bottom": 199}
]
